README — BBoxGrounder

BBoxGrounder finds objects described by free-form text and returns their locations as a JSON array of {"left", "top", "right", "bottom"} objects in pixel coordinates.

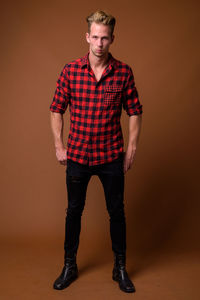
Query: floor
[{"left": 1, "top": 238, "right": 200, "bottom": 300}]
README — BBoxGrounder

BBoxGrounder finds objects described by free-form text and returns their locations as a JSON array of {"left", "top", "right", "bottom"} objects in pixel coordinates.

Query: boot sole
[{"left": 53, "top": 274, "right": 78, "bottom": 290}]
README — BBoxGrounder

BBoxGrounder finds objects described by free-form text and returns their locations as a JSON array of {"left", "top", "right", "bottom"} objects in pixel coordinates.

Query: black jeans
[{"left": 64, "top": 154, "right": 126, "bottom": 257}]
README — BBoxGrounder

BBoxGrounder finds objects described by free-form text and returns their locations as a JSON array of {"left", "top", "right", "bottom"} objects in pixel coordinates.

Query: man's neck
[{"left": 88, "top": 51, "right": 109, "bottom": 69}]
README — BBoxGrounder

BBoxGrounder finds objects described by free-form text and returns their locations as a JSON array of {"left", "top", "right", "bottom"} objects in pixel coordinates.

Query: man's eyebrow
[{"left": 91, "top": 34, "right": 109, "bottom": 38}]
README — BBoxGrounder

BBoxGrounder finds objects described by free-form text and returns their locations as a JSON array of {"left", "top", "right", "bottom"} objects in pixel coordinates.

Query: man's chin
[{"left": 94, "top": 51, "right": 105, "bottom": 57}]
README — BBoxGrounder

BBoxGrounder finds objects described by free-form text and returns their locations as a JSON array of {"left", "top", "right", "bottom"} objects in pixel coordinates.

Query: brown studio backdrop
[{"left": 0, "top": 0, "right": 200, "bottom": 259}]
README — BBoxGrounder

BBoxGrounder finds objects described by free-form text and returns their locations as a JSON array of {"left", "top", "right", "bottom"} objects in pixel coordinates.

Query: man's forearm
[
  {"left": 128, "top": 114, "right": 142, "bottom": 149},
  {"left": 50, "top": 112, "right": 67, "bottom": 165},
  {"left": 50, "top": 112, "right": 65, "bottom": 150}
]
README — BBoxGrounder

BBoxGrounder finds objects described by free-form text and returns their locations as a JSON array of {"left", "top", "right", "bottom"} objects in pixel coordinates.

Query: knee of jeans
[
  {"left": 107, "top": 205, "right": 125, "bottom": 221},
  {"left": 66, "top": 205, "right": 85, "bottom": 218}
]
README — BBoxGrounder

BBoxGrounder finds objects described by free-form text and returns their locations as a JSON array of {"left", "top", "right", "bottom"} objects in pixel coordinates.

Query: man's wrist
[
  {"left": 55, "top": 143, "right": 65, "bottom": 151},
  {"left": 127, "top": 142, "right": 137, "bottom": 150}
]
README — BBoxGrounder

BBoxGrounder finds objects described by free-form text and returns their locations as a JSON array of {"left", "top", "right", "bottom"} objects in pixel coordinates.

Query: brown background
[{"left": 1, "top": 0, "right": 200, "bottom": 299}]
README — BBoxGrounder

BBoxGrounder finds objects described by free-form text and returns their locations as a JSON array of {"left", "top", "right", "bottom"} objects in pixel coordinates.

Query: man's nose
[{"left": 97, "top": 38, "right": 103, "bottom": 46}]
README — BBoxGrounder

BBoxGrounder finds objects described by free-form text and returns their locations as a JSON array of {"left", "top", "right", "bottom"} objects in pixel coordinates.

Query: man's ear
[{"left": 86, "top": 32, "right": 90, "bottom": 43}]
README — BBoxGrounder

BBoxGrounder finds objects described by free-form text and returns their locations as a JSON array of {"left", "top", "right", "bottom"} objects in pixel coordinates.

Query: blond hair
[{"left": 86, "top": 10, "right": 116, "bottom": 35}]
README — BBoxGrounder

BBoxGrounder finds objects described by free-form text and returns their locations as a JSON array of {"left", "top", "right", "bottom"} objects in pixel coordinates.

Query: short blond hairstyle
[{"left": 86, "top": 10, "right": 116, "bottom": 35}]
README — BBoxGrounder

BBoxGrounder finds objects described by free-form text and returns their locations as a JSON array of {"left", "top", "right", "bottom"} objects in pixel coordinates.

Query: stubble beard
[{"left": 91, "top": 48, "right": 109, "bottom": 60}]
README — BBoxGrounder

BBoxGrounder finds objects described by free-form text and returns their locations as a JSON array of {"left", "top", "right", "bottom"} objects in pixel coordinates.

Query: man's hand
[
  {"left": 123, "top": 145, "right": 136, "bottom": 173},
  {"left": 56, "top": 147, "right": 67, "bottom": 165}
]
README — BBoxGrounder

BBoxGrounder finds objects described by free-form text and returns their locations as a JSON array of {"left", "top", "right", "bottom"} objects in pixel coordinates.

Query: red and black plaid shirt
[{"left": 50, "top": 52, "right": 143, "bottom": 166}]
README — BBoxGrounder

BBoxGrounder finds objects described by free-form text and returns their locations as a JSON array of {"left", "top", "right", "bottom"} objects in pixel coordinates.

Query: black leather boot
[
  {"left": 53, "top": 253, "right": 78, "bottom": 290},
  {"left": 112, "top": 253, "right": 136, "bottom": 293}
]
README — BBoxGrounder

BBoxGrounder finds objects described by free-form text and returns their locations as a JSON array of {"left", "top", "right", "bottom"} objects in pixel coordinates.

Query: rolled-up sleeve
[
  {"left": 50, "top": 65, "right": 70, "bottom": 114},
  {"left": 123, "top": 67, "right": 143, "bottom": 116}
]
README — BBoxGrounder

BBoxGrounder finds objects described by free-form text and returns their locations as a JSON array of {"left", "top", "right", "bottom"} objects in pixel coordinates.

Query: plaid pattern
[{"left": 50, "top": 52, "right": 143, "bottom": 166}]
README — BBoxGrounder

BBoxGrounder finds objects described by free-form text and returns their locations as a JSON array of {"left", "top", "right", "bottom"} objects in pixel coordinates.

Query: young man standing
[{"left": 50, "top": 10, "right": 143, "bottom": 293}]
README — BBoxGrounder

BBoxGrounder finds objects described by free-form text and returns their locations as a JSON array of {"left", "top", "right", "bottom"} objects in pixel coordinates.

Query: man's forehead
[{"left": 90, "top": 22, "right": 112, "bottom": 34}]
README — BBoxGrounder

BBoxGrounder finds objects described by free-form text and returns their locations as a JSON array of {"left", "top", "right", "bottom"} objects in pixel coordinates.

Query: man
[{"left": 50, "top": 10, "right": 143, "bottom": 293}]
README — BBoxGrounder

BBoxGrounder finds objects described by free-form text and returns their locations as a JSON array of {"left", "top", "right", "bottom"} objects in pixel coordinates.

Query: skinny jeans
[{"left": 64, "top": 154, "right": 126, "bottom": 257}]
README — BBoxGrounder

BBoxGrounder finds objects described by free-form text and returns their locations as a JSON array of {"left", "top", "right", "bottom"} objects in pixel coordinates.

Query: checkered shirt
[{"left": 50, "top": 52, "right": 143, "bottom": 166}]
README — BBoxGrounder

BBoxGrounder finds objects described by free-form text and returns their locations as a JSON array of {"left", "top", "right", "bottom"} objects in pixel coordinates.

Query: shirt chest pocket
[{"left": 104, "top": 85, "right": 123, "bottom": 106}]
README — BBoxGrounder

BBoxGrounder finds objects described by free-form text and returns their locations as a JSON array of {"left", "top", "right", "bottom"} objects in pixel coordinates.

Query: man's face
[{"left": 86, "top": 22, "right": 114, "bottom": 58}]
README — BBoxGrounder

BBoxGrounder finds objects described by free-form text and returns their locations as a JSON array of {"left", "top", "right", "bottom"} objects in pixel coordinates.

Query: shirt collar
[{"left": 80, "top": 52, "right": 117, "bottom": 69}]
